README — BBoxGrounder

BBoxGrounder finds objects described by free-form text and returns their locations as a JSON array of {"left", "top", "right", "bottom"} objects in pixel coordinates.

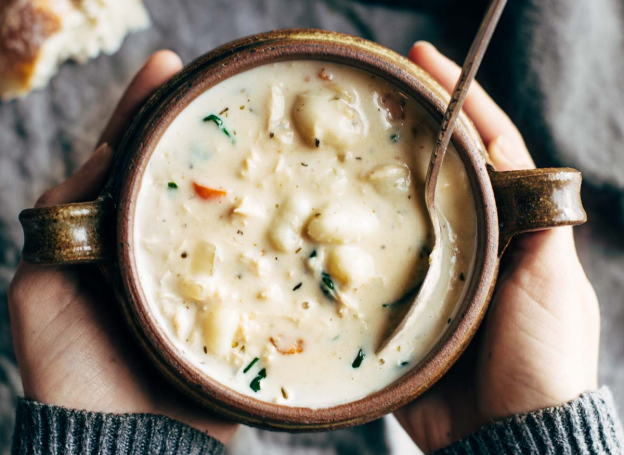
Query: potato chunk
[
  {"left": 179, "top": 275, "right": 229, "bottom": 303},
  {"left": 292, "top": 88, "right": 367, "bottom": 150},
  {"left": 269, "top": 195, "right": 312, "bottom": 252},
  {"left": 327, "top": 246, "right": 375, "bottom": 288},
  {"left": 307, "top": 203, "right": 378, "bottom": 243},
  {"left": 367, "top": 164, "right": 411, "bottom": 195},
  {"left": 180, "top": 276, "right": 208, "bottom": 301},
  {"left": 240, "top": 251, "right": 271, "bottom": 277},
  {"left": 191, "top": 241, "right": 217, "bottom": 276},
  {"left": 203, "top": 306, "right": 239, "bottom": 356}
]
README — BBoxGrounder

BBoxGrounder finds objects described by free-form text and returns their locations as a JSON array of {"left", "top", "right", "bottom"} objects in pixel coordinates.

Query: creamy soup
[{"left": 134, "top": 61, "right": 477, "bottom": 408}]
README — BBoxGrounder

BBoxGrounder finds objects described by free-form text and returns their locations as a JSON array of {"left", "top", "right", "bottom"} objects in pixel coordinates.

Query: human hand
[
  {"left": 395, "top": 42, "right": 600, "bottom": 453},
  {"left": 8, "top": 51, "right": 238, "bottom": 444}
]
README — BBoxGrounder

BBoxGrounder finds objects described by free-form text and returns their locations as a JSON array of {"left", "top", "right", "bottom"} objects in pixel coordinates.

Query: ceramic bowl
[{"left": 19, "top": 29, "right": 587, "bottom": 431}]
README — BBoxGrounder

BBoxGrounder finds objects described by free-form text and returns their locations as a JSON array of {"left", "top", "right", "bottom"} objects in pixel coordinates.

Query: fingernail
[
  {"left": 79, "top": 143, "right": 114, "bottom": 174},
  {"left": 412, "top": 40, "right": 436, "bottom": 51}
]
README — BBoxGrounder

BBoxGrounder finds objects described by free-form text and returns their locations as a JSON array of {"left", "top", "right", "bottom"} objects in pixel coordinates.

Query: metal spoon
[{"left": 377, "top": 0, "right": 509, "bottom": 354}]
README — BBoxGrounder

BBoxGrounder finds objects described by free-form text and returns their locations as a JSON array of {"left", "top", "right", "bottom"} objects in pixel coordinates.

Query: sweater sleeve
[
  {"left": 11, "top": 397, "right": 226, "bottom": 455},
  {"left": 434, "top": 387, "right": 624, "bottom": 455}
]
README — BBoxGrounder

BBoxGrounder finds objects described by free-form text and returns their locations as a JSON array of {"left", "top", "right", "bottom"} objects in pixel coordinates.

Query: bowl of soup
[{"left": 19, "top": 29, "right": 586, "bottom": 431}]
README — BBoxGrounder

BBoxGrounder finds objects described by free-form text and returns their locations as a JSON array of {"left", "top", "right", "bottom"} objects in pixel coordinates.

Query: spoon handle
[{"left": 425, "top": 0, "right": 508, "bottom": 206}]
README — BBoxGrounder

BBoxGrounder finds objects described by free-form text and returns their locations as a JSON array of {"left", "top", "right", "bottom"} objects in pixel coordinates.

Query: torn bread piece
[{"left": 0, "top": 0, "right": 150, "bottom": 100}]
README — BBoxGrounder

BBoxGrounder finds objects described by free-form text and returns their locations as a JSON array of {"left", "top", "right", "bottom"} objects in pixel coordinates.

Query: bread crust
[
  {"left": 0, "top": 0, "right": 62, "bottom": 98},
  {"left": 0, "top": 0, "right": 149, "bottom": 100}
]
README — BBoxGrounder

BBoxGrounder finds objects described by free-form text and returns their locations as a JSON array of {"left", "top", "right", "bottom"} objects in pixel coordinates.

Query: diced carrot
[
  {"left": 381, "top": 91, "right": 405, "bottom": 121},
  {"left": 318, "top": 68, "right": 333, "bottom": 81},
  {"left": 193, "top": 182, "right": 227, "bottom": 200}
]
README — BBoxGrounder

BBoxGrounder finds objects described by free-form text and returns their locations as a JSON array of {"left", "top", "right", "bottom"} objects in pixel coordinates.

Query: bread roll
[{"left": 0, "top": 0, "right": 150, "bottom": 101}]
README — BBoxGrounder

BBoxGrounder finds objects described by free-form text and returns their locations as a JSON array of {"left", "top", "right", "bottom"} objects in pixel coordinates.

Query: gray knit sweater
[{"left": 11, "top": 388, "right": 624, "bottom": 454}]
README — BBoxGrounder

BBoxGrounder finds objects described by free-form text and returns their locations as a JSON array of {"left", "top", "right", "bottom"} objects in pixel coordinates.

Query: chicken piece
[{"left": 270, "top": 335, "right": 304, "bottom": 355}]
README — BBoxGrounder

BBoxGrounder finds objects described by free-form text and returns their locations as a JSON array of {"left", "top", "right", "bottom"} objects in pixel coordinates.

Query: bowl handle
[
  {"left": 489, "top": 166, "right": 587, "bottom": 255},
  {"left": 19, "top": 197, "right": 115, "bottom": 265}
]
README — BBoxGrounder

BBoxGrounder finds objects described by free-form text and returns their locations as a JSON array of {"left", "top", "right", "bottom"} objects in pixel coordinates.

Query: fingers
[
  {"left": 408, "top": 42, "right": 580, "bottom": 256},
  {"left": 487, "top": 135, "right": 534, "bottom": 171},
  {"left": 36, "top": 51, "right": 183, "bottom": 208},
  {"left": 408, "top": 43, "right": 584, "bottom": 291},
  {"left": 408, "top": 41, "right": 534, "bottom": 171},
  {"left": 98, "top": 50, "right": 183, "bottom": 149}
]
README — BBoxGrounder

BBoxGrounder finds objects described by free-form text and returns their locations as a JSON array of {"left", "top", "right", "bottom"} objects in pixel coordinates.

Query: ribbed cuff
[
  {"left": 11, "top": 397, "right": 226, "bottom": 455},
  {"left": 434, "top": 387, "right": 624, "bottom": 454}
]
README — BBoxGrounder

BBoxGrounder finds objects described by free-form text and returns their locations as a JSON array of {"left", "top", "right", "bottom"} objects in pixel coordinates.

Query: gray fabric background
[{"left": 1, "top": 0, "right": 623, "bottom": 453}]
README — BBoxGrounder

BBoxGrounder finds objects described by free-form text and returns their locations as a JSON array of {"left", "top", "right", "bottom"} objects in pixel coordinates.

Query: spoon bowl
[{"left": 377, "top": 0, "right": 509, "bottom": 354}]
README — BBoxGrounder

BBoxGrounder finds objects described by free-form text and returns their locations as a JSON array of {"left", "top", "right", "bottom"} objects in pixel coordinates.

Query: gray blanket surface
[{"left": 1, "top": 0, "right": 623, "bottom": 454}]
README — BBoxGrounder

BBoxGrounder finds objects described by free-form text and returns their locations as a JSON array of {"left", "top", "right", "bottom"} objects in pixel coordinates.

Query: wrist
[
  {"left": 479, "top": 388, "right": 592, "bottom": 425},
  {"left": 13, "top": 397, "right": 228, "bottom": 455}
]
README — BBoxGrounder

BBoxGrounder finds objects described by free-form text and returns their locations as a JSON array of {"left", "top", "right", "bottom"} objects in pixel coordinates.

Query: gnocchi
[
  {"left": 367, "top": 164, "right": 411, "bottom": 195},
  {"left": 307, "top": 202, "right": 379, "bottom": 243},
  {"left": 327, "top": 245, "right": 375, "bottom": 288},
  {"left": 269, "top": 195, "right": 312, "bottom": 252},
  {"left": 292, "top": 88, "right": 367, "bottom": 150}
]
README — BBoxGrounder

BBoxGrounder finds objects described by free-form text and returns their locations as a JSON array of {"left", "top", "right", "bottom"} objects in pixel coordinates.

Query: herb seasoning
[
  {"left": 352, "top": 349, "right": 365, "bottom": 368},
  {"left": 250, "top": 368, "right": 267, "bottom": 392},
  {"left": 243, "top": 357, "right": 260, "bottom": 373},
  {"left": 203, "top": 114, "right": 236, "bottom": 144}
]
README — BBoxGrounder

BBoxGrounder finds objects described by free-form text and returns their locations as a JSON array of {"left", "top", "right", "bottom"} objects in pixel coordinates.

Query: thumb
[
  {"left": 34, "top": 50, "right": 184, "bottom": 209},
  {"left": 487, "top": 135, "right": 586, "bottom": 352},
  {"left": 35, "top": 142, "right": 114, "bottom": 208}
]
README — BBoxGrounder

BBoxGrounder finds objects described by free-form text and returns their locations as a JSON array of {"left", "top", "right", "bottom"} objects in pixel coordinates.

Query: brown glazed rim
[{"left": 115, "top": 29, "right": 498, "bottom": 431}]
